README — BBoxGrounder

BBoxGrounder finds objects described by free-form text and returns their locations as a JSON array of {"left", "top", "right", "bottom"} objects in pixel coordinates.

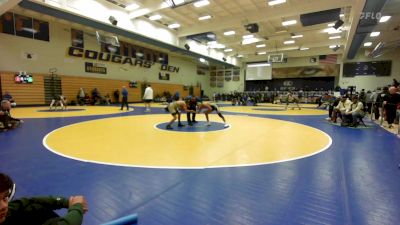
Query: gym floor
[{"left": 1, "top": 102, "right": 400, "bottom": 224}]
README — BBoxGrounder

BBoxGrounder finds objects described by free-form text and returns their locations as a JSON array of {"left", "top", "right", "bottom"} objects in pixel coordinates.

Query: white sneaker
[
  {"left": 224, "top": 124, "right": 229, "bottom": 128},
  {"left": 207, "top": 122, "right": 211, "bottom": 126}
]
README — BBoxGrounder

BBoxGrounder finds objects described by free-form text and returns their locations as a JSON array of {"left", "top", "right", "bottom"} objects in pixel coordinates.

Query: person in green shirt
[{"left": 0, "top": 173, "right": 88, "bottom": 225}]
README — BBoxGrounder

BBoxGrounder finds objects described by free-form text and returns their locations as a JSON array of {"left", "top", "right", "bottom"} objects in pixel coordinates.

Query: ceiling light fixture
[
  {"left": 248, "top": 63, "right": 271, "bottom": 67},
  {"left": 364, "top": 42, "right": 372, "bottom": 47},
  {"left": 194, "top": 0, "right": 210, "bottom": 7},
  {"left": 224, "top": 48, "right": 233, "bottom": 52},
  {"left": 323, "top": 27, "right": 343, "bottom": 34},
  {"left": 282, "top": 20, "right": 297, "bottom": 26},
  {"left": 237, "top": 55, "right": 243, "bottom": 57},
  {"left": 370, "top": 31, "right": 380, "bottom": 37},
  {"left": 268, "top": 0, "right": 287, "bottom": 6},
  {"left": 149, "top": 15, "right": 162, "bottom": 20},
  {"left": 198, "top": 15, "right": 212, "bottom": 20},
  {"left": 242, "top": 38, "right": 260, "bottom": 45},
  {"left": 256, "top": 44, "right": 266, "bottom": 48},
  {"left": 329, "top": 36, "right": 341, "bottom": 39},
  {"left": 291, "top": 34, "right": 303, "bottom": 38},
  {"left": 126, "top": 3, "right": 140, "bottom": 11},
  {"left": 329, "top": 45, "right": 339, "bottom": 48},
  {"left": 223, "top": 30, "right": 235, "bottom": 36},
  {"left": 257, "top": 52, "right": 267, "bottom": 55},
  {"left": 242, "top": 34, "right": 254, "bottom": 39},
  {"left": 299, "top": 47, "right": 309, "bottom": 51},
  {"left": 128, "top": 8, "right": 150, "bottom": 18},
  {"left": 379, "top": 16, "right": 391, "bottom": 23},
  {"left": 168, "top": 23, "right": 181, "bottom": 29},
  {"left": 284, "top": 40, "right": 295, "bottom": 44}
]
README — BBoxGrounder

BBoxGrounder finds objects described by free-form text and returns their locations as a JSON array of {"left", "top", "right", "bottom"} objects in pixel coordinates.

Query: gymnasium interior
[{"left": 1, "top": 0, "right": 400, "bottom": 224}]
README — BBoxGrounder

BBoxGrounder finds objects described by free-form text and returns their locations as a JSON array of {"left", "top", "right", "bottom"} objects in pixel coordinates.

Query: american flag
[{"left": 319, "top": 54, "right": 337, "bottom": 64}]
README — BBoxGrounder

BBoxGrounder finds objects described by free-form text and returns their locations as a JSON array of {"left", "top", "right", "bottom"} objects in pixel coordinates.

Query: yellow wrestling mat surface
[
  {"left": 221, "top": 105, "right": 326, "bottom": 115},
  {"left": 44, "top": 115, "right": 331, "bottom": 168},
  {"left": 131, "top": 102, "right": 168, "bottom": 108},
  {"left": 11, "top": 106, "right": 131, "bottom": 118}
]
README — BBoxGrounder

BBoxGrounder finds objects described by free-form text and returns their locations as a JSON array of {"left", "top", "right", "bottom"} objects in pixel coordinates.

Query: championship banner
[
  {"left": 159, "top": 72, "right": 170, "bottom": 80},
  {"left": 85, "top": 62, "right": 107, "bottom": 74},
  {"left": 272, "top": 64, "right": 339, "bottom": 78}
]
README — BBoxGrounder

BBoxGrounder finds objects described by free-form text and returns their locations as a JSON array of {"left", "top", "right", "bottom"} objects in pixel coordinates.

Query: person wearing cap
[
  {"left": 0, "top": 173, "right": 88, "bottom": 225},
  {"left": 344, "top": 95, "right": 365, "bottom": 127}
]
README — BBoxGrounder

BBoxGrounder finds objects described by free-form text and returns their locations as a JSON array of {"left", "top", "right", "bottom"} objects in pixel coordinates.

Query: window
[
  {"left": 71, "top": 29, "right": 84, "bottom": 48},
  {"left": 33, "top": 19, "right": 49, "bottom": 41},
  {"left": 0, "top": 12, "right": 15, "bottom": 35},
  {"left": 15, "top": 14, "right": 33, "bottom": 38}
]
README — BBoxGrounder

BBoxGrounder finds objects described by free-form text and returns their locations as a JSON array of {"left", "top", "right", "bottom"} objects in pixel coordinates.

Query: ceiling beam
[
  {"left": 0, "top": 0, "right": 22, "bottom": 15},
  {"left": 342, "top": 0, "right": 366, "bottom": 59},
  {"left": 177, "top": 0, "right": 354, "bottom": 37}
]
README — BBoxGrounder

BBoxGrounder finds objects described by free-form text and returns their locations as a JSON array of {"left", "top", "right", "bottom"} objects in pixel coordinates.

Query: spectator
[
  {"left": 77, "top": 88, "right": 85, "bottom": 106},
  {"left": 104, "top": 94, "right": 111, "bottom": 105},
  {"left": 392, "top": 79, "right": 399, "bottom": 88},
  {"left": 383, "top": 86, "right": 400, "bottom": 128},
  {"left": 370, "top": 88, "right": 381, "bottom": 120},
  {"left": 91, "top": 88, "right": 100, "bottom": 105},
  {"left": 120, "top": 86, "right": 129, "bottom": 111},
  {"left": 365, "top": 90, "right": 372, "bottom": 114},
  {"left": 0, "top": 100, "right": 23, "bottom": 131},
  {"left": 344, "top": 96, "right": 365, "bottom": 127},
  {"left": 0, "top": 172, "right": 88, "bottom": 225},
  {"left": 113, "top": 89, "right": 120, "bottom": 103},
  {"left": 2, "top": 92, "right": 16, "bottom": 107},
  {"left": 330, "top": 96, "right": 351, "bottom": 123},
  {"left": 83, "top": 94, "right": 91, "bottom": 105},
  {"left": 376, "top": 86, "right": 390, "bottom": 121},
  {"left": 143, "top": 84, "right": 153, "bottom": 112}
]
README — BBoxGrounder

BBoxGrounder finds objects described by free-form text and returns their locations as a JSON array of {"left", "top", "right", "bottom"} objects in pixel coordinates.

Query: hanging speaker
[
  {"left": 334, "top": 19, "right": 344, "bottom": 29},
  {"left": 109, "top": 16, "right": 118, "bottom": 26},
  {"left": 222, "top": 57, "right": 227, "bottom": 62},
  {"left": 184, "top": 44, "right": 190, "bottom": 50},
  {"left": 332, "top": 46, "right": 340, "bottom": 51}
]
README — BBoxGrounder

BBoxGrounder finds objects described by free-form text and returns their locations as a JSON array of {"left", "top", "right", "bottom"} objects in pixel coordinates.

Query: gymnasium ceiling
[{"left": 1, "top": 0, "right": 400, "bottom": 64}]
